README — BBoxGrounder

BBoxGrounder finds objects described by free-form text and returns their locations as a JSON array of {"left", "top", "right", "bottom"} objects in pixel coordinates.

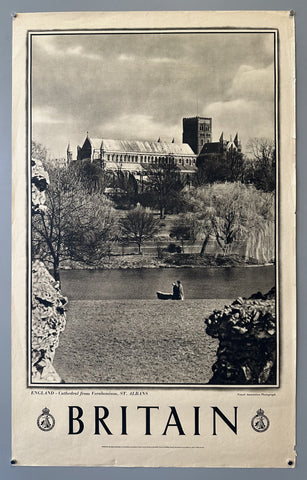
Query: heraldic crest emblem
[
  {"left": 251, "top": 408, "right": 270, "bottom": 433},
  {"left": 37, "top": 407, "right": 55, "bottom": 432}
]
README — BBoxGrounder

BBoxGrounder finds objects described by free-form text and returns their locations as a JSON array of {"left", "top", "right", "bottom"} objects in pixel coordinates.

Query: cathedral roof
[
  {"left": 200, "top": 142, "right": 222, "bottom": 155},
  {"left": 89, "top": 138, "right": 103, "bottom": 149},
  {"left": 100, "top": 139, "right": 195, "bottom": 156}
]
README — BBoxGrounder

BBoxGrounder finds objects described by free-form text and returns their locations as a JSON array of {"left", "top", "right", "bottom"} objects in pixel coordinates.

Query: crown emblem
[
  {"left": 256, "top": 408, "right": 264, "bottom": 416},
  {"left": 251, "top": 408, "right": 270, "bottom": 433},
  {"left": 37, "top": 407, "right": 55, "bottom": 432}
]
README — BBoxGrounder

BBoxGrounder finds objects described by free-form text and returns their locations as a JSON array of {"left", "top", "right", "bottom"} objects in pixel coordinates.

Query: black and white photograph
[{"left": 30, "top": 28, "right": 277, "bottom": 387}]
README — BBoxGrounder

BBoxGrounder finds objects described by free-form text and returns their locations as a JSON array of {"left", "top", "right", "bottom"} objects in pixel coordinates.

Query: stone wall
[
  {"left": 31, "top": 158, "right": 67, "bottom": 382},
  {"left": 32, "top": 260, "right": 67, "bottom": 382},
  {"left": 205, "top": 287, "right": 276, "bottom": 385},
  {"left": 31, "top": 158, "right": 49, "bottom": 215}
]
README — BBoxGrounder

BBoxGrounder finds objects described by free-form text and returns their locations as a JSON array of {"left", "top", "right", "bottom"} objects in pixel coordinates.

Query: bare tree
[
  {"left": 144, "top": 162, "right": 184, "bottom": 218},
  {"left": 246, "top": 137, "right": 276, "bottom": 192},
  {"left": 169, "top": 213, "right": 199, "bottom": 253},
  {"left": 32, "top": 165, "right": 117, "bottom": 282},
  {"left": 71, "top": 159, "right": 108, "bottom": 194},
  {"left": 195, "top": 151, "right": 246, "bottom": 186},
  {"left": 227, "top": 150, "right": 246, "bottom": 182},
  {"left": 120, "top": 204, "right": 159, "bottom": 254}
]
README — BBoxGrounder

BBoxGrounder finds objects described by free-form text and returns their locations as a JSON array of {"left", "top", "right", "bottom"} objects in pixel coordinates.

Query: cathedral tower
[{"left": 182, "top": 116, "right": 212, "bottom": 155}]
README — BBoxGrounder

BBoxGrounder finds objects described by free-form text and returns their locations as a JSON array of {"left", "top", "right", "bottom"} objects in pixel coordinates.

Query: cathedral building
[
  {"left": 198, "top": 131, "right": 242, "bottom": 160},
  {"left": 182, "top": 116, "right": 212, "bottom": 154},
  {"left": 73, "top": 134, "right": 198, "bottom": 182},
  {"left": 68, "top": 116, "right": 241, "bottom": 179},
  {"left": 182, "top": 116, "right": 241, "bottom": 160}
]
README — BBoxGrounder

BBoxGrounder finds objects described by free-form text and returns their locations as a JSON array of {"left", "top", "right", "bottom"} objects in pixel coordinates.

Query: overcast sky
[{"left": 32, "top": 32, "right": 275, "bottom": 159}]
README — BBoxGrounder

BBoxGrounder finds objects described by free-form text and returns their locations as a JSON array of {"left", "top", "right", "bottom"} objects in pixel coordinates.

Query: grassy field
[{"left": 53, "top": 298, "right": 231, "bottom": 384}]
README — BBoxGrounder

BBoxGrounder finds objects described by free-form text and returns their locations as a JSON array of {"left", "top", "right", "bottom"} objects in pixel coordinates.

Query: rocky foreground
[
  {"left": 205, "top": 287, "right": 276, "bottom": 385},
  {"left": 32, "top": 260, "right": 67, "bottom": 382},
  {"left": 31, "top": 158, "right": 67, "bottom": 382}
]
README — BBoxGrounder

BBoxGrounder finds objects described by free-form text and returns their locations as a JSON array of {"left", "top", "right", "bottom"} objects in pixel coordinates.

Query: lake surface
[{"left": 60, "top": 266, "right": 275, "bottom": 300}]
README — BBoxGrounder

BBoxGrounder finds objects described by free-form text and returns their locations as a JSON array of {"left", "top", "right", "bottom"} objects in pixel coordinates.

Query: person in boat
[
  {"left": 172, "top": 282, "right": 180, "bottom": 300},
  {"left": 177, "top": 280, "right": 184, "bottom": 300}
]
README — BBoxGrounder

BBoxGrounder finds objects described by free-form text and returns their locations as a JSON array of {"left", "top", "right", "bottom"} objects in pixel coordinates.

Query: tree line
[
  {"left": 32, "top": 139, "right": 275, "bottom": 282},
  {"left": 65, "top": 137, "right": 275, "bottom": 211},
  {"left": 195, "top": 137, "right": 275, "bottom": 192}
]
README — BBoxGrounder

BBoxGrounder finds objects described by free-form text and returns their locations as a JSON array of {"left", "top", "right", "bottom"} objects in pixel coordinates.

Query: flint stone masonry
[
  {"left": 31, "top": 158, "right": 67, "bottom": 382},
  {"left": 31, "top": 158, "right": 49, "bottom": 215},
  {"left": 32, "top": 261, "right": 67, "bottom": 382},
  {"left": 205, "top": 287, "right": 276, "bottom": 385}
]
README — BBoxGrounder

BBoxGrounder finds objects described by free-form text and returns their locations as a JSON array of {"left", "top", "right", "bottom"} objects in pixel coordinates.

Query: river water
[{"left": 60, "top": 265, "right": 275, "bottom": 300}]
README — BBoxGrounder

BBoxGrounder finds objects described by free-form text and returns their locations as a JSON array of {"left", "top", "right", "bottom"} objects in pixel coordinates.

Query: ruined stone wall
[
  {"left": 31, "top": 158, "right": 67, "bottom": 382},
  {"left": 205, "top": 287, "right": 276, "bottom": 385},
  {"left": 31, "top": 158, "right": 49, "bottom": 215},
  {"left": 32, "top": 260, "right": 67, "bottom": 382}
]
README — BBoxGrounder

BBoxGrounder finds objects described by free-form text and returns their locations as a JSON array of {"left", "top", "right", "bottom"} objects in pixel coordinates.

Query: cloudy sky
[{"left": 32, "top": 32, "right": 275, "bottom": 159}]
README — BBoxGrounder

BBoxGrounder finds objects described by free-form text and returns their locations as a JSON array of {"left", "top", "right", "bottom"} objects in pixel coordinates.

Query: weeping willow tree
[{"left": 184, "top": 182, "right": 274, "bottom": 256}]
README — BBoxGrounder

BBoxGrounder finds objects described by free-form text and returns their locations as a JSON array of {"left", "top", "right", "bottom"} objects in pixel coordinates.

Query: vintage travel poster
[{"left": 11, "top": 11, "right": 296, "bottom": 467}]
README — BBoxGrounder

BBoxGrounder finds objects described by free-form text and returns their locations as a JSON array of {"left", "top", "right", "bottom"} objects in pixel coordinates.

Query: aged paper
[{"left": 12, "top": 11, "right": 296, "bottom": 467}]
